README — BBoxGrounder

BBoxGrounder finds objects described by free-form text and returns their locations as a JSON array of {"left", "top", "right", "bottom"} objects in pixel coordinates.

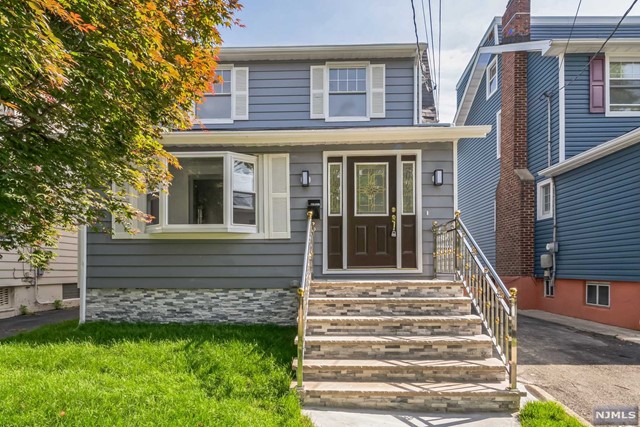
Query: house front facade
[
  {"left": 82, "top": 43, "right": 490, "bottom": 324},
  {"left": 455, "top": 0, "right": 640, "bottom": 330}
]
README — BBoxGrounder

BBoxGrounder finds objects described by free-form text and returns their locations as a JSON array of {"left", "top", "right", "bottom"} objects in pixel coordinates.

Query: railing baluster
[{"left": 296, "top": 211, "right": 316, "bottom": 392}]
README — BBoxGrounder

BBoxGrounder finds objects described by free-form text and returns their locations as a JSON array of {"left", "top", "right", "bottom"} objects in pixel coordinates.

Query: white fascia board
[
  {"left": 219, "top": 43, "right": 427, "bottom": 62},
  {"left": 544, "top": 39, "right": 640, "bottom": 57},
  {"left": 479, "top": 40, "right": 552, "bottom": 55},
  {"left": 454, "top": 53, "right": 493, "bottom": 126},
  {"left": 456, "top": 17, "right": 501, "bottom": 90},
  {"left": 540, "top": 127, "right": 640, "bottom": 177},
  {"left": 161, "top": 126, "right": 492, "bottom": 147},
  {"left": 531, "top": 16, "right": 640, "bottom": 26}
]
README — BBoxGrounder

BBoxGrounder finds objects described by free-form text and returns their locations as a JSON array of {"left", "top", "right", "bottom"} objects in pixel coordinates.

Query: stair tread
[
  {"left": 300, "top": 334, "right": 491, "bottom": 344},
  {"left": 306, "top": 315, "right": 480, "bottom": 323},
  {"left": 298, "top": 380, "right": 522, "bottom": 396},
  {"left": 308, "top": 297, "right": 470, "bottom": 303},
  {"left": 294, "top": 358, "right": 505, "bottom": 369},
  {"left": 312, "top": 280, "right": 460, "bottom": 286}
]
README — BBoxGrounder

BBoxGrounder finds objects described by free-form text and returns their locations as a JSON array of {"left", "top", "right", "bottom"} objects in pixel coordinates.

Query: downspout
[
  {"left": 544, "top": 92, "right": 552, "bottom": 168},
  {"left": 78, "top": 226, "right": 87, "bottom": 323},
  {"left": 543, "top": 91, "right": 558, "bottom": 288}
]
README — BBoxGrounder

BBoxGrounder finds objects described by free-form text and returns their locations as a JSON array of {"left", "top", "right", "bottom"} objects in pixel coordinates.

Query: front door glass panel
[{"left": 355, "top": 163, "right": 388, "bottom": 215}]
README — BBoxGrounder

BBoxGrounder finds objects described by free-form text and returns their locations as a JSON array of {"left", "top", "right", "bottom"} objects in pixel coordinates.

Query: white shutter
[
  {"left": 369, "top": 64, "right": 386, "bottom": 118},
  {"left": 232, "top": 67, "right": 249, "bottom": 120},
  {"left": 310, "top": 66, "right": 325, "bottom": 119},
  {"left": 264, "top": 154, "right": 290, "bottom": 239}
]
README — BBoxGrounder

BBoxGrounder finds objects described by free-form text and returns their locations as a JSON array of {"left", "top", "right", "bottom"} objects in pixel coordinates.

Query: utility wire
[
  {"left": 559, "top": 0, "right": 638, "bottom": 94},
  {"left": 436, "top": 0, "right": 442, "bottom": 121},
  {"left": 419, "top": 0, "right": 436, "bottom": 91},
  {"left": 427, "top": 0, "right": 437, "bottom": 90},
  {"left": 559, "top": 0, "right": 583, "bottom": 71}
]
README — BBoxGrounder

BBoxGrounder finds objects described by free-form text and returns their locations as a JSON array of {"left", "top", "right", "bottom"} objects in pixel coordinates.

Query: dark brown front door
[{"left": 346, "top": 156, "right": 397, "bottom": 268}]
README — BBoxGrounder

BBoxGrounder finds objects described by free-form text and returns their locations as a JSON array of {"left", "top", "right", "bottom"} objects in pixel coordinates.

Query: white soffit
[
  {"left": 544, "top": 39, "right": 640, "bottom": 56},
  {"left": 161, "top": 126, "right": 492, "bottom": 147}
]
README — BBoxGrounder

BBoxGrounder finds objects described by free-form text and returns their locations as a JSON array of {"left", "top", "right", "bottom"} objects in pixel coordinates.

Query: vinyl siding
[
  {"left": 527, "top": 53, "right": 560, "bottom": 276},
  {"left": 457, "top": 55, "right": 501, "bottom": 265},
  {"left": 87, "top": 142, "right": 454, "bottom": 289},
  {"left": 0, "top": 230, "right": 78, "bottom": 287},
  {"left": 564, "top": 54, "right": 640, "bottom": 158},
  {"left": 531, "top": 23, "right": 640, "bottom": 40},
  {"left": 194, "top": 59, "right": 415, "bottom": 130},
  {"left": 553, "top": 142, "right": 640, "bottom": 282}
]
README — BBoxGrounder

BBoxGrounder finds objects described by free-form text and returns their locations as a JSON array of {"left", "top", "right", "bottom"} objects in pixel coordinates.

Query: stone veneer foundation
[{"left": 86, "top": 288, "right": 297, "bottom": 325}]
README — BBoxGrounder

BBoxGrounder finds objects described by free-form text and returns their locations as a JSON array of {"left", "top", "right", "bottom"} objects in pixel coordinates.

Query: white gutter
[
  {"left": 544, "top": 38, "right": 640, "bottom": 56},
  {"left": 78, "top": 225, "right": 87, "bottom": 324},
  {"left": 540, "top": 127, "right": 640, "bottom": 177},
  {"left": 162, "top": 126, "right": 492, "bottom": 146}
]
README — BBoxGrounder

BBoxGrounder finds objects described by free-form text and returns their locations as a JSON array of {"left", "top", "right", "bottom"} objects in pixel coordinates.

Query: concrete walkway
[
  {"left": 520, "top": 309, "right": 640, "bottom": 344},
  {"left": 0, "top": 308, "right": 79, "bottom": 339}
]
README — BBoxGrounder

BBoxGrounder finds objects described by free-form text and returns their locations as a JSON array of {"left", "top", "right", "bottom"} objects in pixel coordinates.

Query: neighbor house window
[
  {"left": 586, "top": 283, "right": 610, "bottom": 307},
  {"left": 486, "top": 57, "right": 498, "bottom": 99},
  {"left": 536, "top": 179, "right": 553, "bottom": 220},
  {"left": 194, "top": 66, "right": 249, "bottom": 123},
  {"left": 166, "top": 153, "right": 257, "bottom": 232},
  {"left": 310, "top": 62, "right": 385, "bottom": 121},
  {"left": 608, "top": 59, "right": 640, "bottom": 114}
]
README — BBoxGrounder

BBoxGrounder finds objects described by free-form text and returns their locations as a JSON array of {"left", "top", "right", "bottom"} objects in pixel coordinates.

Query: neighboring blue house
[
  {"left": 82, "top": 43, "right": 490, "bottom": 325},
  {"left": 455, "top": 0, "right": 640, "bottom": 330}
]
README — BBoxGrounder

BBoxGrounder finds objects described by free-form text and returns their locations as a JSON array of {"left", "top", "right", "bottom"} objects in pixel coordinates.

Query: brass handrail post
[
  {"left": 508, "top": 287, "right": 518, "bottom": 390},
  {"left": 454, "top": 210, "right": 461, "bottom": 275},
  {"left": 432, "top": 221, "right": 438, "bottom": 276}
]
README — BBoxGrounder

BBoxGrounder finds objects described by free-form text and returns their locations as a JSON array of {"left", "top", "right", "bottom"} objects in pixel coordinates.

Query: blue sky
[{"left": 220, "top": 0, "right": 638, "bottom": 122}]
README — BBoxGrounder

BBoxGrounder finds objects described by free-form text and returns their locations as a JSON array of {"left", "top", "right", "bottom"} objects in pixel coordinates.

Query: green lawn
[
  {"left": 520, "top": 401, "right": 586, "bottom": 427},
  {"left": 0, "top": 321, "right": 312, "bottom": 427}
]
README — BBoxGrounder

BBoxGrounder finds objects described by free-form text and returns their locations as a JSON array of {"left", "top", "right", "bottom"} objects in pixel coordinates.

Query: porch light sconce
[
  {"left": 300, "top": 170, "right": 311, "bottom": 187},
  {"left": 433, "top": 169, "right": 444, "bottom": 186}
]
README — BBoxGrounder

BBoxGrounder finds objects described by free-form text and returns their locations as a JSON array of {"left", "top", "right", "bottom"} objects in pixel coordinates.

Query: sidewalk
[
  {"left": 0, "top": 308, "right": 79, "bottom": 339},
  {"left": 519, "top": 310, "right": 640, "bottom": 344}
]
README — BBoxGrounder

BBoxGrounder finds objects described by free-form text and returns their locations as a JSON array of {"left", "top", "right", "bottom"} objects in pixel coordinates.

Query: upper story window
[
  {"left": 310, "top": 62, "right": 386, "bottom": 122},
  {"left": 536, "top": 179, "right": 553, "bottom": 221},
  {"left": 607, "top": 58, "right": 640, "bottom": 115},
  {"left": 486, "top": 57, "right": 498, "bottom": 99},
  {"left": 194, "top": 66, "right": 249, "bottom": 124}
]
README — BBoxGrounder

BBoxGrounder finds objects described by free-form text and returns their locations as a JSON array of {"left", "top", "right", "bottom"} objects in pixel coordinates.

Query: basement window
[
  {"left": 544, "top": 278, "right": 555, "bottom": 297},
  {"left": 586, "top": 283, "right": 610, "bottom": 307}
]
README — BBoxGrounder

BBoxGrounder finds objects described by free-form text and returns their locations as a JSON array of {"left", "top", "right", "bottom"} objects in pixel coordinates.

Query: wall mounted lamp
[
  {"left": 300, "top": 170, "right": 311, "bottom": 187},
  {"left": 433, "top": 169, "right": 444, "bottom": 186}
]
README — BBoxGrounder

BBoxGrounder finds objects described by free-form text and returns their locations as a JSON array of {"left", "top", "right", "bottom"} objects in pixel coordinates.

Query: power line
[
  {"left": 559, "top": 0, "right": 583, "bottom": 70},
  {"left": 559, "top": 0, "right": 638, "bottom": 93},
  {"left": 419, "top": 0, "right": 436, "bottom": 91},
  {"left": 436, "top": 0, "right": 442, "bottom": 121},
  {"left": 427, "top": 0, "right": 437, "bottom": 91},
  {"left": 409, "top": 0, "right": 423, "bottom": 66}
]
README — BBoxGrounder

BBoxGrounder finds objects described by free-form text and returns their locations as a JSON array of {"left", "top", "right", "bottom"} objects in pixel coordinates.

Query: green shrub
[
  {"left": 18, "top": 305, "right": 29, "bottom": 315},
  {"left": 53, "top": 299, "right": 63, "bottom": 310}
]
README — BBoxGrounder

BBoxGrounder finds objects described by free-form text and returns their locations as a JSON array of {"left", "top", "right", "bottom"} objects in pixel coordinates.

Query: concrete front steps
[{"left": 295, "top": 280, "right": 523, "bottom": 412}]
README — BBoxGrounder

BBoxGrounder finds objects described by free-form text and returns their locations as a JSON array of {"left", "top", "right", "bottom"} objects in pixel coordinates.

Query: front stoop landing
[{"left": 293, "top": 280, "right": 523, "bottom": 412}]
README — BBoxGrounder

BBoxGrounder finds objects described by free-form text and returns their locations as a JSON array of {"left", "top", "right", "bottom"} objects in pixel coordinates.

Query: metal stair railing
[
  {"left": 433, "top": 211, "right": 518, "bottom": 390},
  {"left": 296, "top": 211, "right": 316, "bottom": 392}
]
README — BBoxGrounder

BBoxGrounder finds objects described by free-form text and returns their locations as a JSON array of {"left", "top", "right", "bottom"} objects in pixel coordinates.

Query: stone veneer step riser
[
  {"left": 306, "top": 321, "right": 482, "bottom": 337},
  {"left": 307, "top": 301, "right": 472, "bottom": 317},
  {"left": 300, "top": 368, "right": 505, "bottom": 383},
  {"left": 311, "top": 284, "right": 463, "bottom": 299},
  {"left": 304, "top": 342, "right": 492, "bottom": 360},
  {"left": 301, "top": 395, "right": 520, "bottom": 412}
]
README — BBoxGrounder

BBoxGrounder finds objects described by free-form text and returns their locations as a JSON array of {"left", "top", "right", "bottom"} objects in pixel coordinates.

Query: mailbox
[{"left": 307, "top": 199, "right": 321, "bottom": 219}]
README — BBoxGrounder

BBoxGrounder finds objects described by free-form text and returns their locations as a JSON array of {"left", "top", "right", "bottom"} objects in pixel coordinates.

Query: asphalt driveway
[
  {"left": 0, "top": 308, "right": 79, "bottom": 339},
  {"left": 518, "top": 315, "right": 640, "bottom": 421}
]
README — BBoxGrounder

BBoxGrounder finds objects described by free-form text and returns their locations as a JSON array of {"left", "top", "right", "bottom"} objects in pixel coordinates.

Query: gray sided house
[
  {"left": 83, "top": 44, "right": 490, "bottom": 325},
  {"left": 455, "top": 0, "right": 640, "bottom": 330}
]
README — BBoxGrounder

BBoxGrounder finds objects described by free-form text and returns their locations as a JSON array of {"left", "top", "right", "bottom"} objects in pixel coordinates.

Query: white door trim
[{"left": 322, "top": 149, "right": 423, "bottom": 275}]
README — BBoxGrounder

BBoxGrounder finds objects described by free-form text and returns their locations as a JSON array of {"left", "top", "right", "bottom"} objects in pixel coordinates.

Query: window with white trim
[
  {"left": 608, "top": 59, "right": 640, "bottom": 114},
  {"left": 113, "top": 152, "right": 290, "bottom": 239},
  {"left": 194, "top": 66, "right": 249, "bottom": 123},
  {"left": 586, "top": 282, "right": 610, "bottom": 307},
  {"left": 496, "top": 110, "right": 501, "bottom": 159},
  {"left": 486, "top": 57, "right": 498, "bottom": 99},
  {"left": 310, "top": 62, "right": 385, "bottom": 121},
  {"left": 536, "top": 179, "right": 553, "bottom": 220}
]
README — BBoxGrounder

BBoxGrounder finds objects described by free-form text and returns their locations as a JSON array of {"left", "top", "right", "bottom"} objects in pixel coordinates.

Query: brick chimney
[{"left": 495, "top": 0, "right": 535, "bottom": 277}]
